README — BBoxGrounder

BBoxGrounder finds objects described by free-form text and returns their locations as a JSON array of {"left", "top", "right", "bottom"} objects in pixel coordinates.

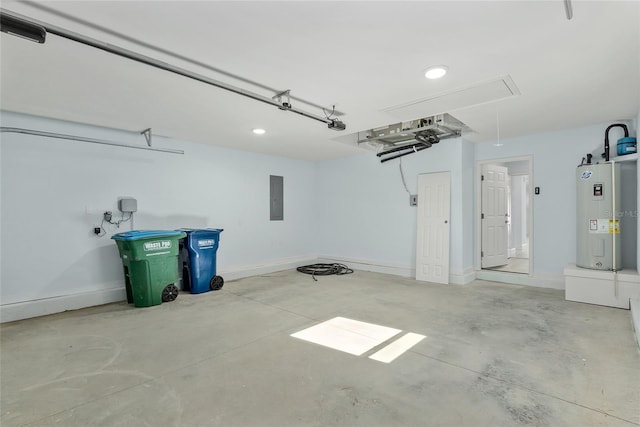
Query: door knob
[{"left": 445, "top": 220, "right": 448, "bottom": 224}]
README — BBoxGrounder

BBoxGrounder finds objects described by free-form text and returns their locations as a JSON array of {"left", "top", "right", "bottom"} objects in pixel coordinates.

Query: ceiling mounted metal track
[
  {"left": 17, "top": 1, "right": 346, "bottom": 118},
  {"left": 0, "top": 127, "right": 185, "bottom": 155},
  {"left": 0, "top": 9, "right": 346, "bottom": 131}
]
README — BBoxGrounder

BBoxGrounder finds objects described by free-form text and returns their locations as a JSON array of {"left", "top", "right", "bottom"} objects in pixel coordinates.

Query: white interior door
[
  {"left": 482, "top": 165, "right": 509, "bottom": 268},
  {"left": 416, "top": 172, "right": 450, "bottom": 284}
]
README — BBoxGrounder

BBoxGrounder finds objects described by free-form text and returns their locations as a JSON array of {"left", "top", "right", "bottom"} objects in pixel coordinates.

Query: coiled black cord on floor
[{"left": 296, "top": 263, "right": 354, "bottom": 281}]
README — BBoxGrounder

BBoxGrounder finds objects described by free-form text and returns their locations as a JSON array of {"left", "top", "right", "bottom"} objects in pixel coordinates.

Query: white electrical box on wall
[{"left": 119, "top": 197, "right": 137, "bottom": 213}]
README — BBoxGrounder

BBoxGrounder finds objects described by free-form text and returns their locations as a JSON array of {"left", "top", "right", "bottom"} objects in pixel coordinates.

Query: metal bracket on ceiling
[
  {"left": 564, "top": 0, "right": 573, "bottom": 20},
  {"left": 141, "top": 128, "right": 152, "bottom": 147},
  {"left": 323, "top": 105, "right": 337, "bottom": 120},
  {"left": 273, "top": 90, "right": 292, "bottom": 110}
]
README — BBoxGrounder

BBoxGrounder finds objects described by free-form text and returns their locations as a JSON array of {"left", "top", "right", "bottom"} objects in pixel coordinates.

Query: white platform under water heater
[{"left": 576, "top": 162, "right": 622, "bottom": 270}]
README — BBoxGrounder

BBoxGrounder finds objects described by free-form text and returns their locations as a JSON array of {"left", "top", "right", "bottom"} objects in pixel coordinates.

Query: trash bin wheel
[
  {"left": 210, "top": 275, "right": 224, "bottom": 291},
  {"left": 162, "top": 284, "right": 179, "bottom": 302}
]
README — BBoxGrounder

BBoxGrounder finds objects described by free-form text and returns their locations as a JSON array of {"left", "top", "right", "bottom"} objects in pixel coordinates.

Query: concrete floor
[{"left": 1, "top": 270, "right": 639, "bottom": 426}]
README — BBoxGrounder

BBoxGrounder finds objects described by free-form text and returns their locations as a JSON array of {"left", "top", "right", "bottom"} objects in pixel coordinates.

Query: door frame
[{"left": 475, "top": 156, "right": 533, "bottom": 275}]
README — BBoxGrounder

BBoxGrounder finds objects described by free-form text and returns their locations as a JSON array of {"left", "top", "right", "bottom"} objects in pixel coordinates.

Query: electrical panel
[{"left": 270, "top": 175, "right": 283, "bottom": 221}]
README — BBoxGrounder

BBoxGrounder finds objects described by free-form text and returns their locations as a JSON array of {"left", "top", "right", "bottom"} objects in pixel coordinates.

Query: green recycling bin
[{"left": 112, "top": 230, "right": 187, "bottom": 307}]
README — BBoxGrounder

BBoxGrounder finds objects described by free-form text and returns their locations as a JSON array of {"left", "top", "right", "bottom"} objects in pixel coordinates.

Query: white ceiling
[{"left": 1, "top": 1, "right": 638, "bottom": 160}]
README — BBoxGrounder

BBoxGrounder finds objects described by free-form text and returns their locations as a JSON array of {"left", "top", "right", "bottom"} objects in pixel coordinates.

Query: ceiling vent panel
[{"left": 383, "top": 75, "right": 520, "bottom": 120}]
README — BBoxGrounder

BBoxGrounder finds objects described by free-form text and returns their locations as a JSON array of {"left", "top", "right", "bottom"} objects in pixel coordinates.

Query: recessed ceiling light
[
  {"left": 424, "top": 66, "right": 448, "bottom": 80},
  {"left": 252, "top": 128, "right": 266, "bottom": 135}
]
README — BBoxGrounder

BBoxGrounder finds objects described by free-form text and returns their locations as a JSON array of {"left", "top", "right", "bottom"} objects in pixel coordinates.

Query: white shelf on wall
[{"left": 611, "top": 153, "right": 638, "bottom": 162}]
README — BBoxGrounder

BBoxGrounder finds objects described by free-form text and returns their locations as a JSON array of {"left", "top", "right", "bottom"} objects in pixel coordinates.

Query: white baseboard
[
  {"left": 318, "top": 255, "right": 414, "bottom": 278},
  {"left": 450, "top": 268, "right": 476, "bottom": 285},
  {"left": 631, "top": 298, "right": 640, "bottom": 351},
  {"left": 9, "top": 255, "right": 559, "bottom": 323},
  {"left": 1, "top": 255, "right": 318, "bottom": 323},
  {"left": 1, "top": 287, "right": 127, "bottom": 323},
  {"left": 218, "top": 255, "right": 318, "bottom": 281},
  {"left": 476, "top": 270, "right": 564, "bottom": 290},
  {"left": 319, "top": 255, "right": 476, "bottom": 286}
]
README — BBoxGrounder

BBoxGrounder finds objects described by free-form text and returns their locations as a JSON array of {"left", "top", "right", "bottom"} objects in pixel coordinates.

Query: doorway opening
[{"left": 477, "top": 157, "right": 532, "bottom": 275}]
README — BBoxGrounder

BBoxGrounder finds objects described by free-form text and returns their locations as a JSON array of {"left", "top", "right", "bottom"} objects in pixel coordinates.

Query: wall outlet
[{"left": 410, "top": 194, "right": 418, "bottom": 206}]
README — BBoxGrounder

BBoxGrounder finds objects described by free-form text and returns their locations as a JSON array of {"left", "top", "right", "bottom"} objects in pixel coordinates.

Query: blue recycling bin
[{"left": 179, "top": 228, "right": 224, "bottom": 294}]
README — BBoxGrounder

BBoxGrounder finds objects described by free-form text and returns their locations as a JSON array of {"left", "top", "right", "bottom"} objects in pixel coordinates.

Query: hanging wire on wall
[
  {"left": 399, "top": 157, "right": 411, "bottom": 194},
  {"left": 494, "top": 107, "right": 503, "bottom": 147}
]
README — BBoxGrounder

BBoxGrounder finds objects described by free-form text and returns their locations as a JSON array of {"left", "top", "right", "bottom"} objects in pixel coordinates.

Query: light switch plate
[{"left": 410, "top": 194, "right": 418, "bottom": 206}]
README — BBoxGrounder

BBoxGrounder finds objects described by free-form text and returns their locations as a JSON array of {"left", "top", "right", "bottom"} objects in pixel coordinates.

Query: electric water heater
[{"left": 576, "top": 162, "right": 621, "bottom": 270}]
